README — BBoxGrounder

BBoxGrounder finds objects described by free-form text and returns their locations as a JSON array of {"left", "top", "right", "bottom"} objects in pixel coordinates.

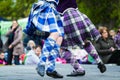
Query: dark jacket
[
  {"left": 0, "top": 26, "right": 3, "bottom": 49},
  {"left": 0, "top": 38, "right": 3, "bottom": 49},
  {"left": 95, "top": 37, "right": 118, "bottom": 63}
]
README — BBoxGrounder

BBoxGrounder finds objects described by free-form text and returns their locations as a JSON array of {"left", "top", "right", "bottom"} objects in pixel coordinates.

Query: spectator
[
  {"left": 114, "top": 27, "right": 120, "bottom": 49},
  {"left": 109, "top": 29, "right": 116, "bottom": 39},
  {"left": 25, "top": 40, "right": 36, "bottom": 54},
  {"left": 0, "top": 49, "right": 7, "bottom": 65},
  {"left": 0, "top": 38, "right": 3, "bottom": 49},
  {"left": 95, "top": 27, "right": 120, "bottom": 65},
  {"left": 24, "top": 45, "right": 41, "bottom": 65},
  {"left": 27, "top": 40, "right": 36, "bottom": 50},
  {"left": 5, "top": 20, "right": 24, "bottom": 65},
  {"left": 0, "top": 26, "right": 3, "bottom": 49},
  {"left": 59, "top": 48, "right": 92, "bottom": 64}
]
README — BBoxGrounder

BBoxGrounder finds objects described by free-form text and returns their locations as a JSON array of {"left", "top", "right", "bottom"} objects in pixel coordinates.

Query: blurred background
[{"left": 0, "top": 0, "right": 120, "bottom": 41}]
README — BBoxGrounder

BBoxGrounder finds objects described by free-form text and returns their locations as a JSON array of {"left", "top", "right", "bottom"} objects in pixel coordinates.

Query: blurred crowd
[{"left": 0, "top": 20, "right": 120, "bottom": 66}]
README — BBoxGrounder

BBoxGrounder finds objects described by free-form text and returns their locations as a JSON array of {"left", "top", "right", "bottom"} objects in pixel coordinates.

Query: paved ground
[{"left": 0, "top": 64, "right": 120, "bottom": 80}]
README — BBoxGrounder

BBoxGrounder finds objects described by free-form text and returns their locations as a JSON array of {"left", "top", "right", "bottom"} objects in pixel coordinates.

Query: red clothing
[{"left": 0, "top": 59, "right": 7, "bottom": 65}]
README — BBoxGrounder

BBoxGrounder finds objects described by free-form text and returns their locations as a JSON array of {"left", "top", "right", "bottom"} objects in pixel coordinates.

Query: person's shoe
[
  {"left": 116, "top": 59, "right": 120, "bottom": 66},
  {"left": 36, "top": 64, "right": 45, "bottom": 77},
  {"left": 98, "top": 62, "right": 106, "bottom": 73},
  {"left": 67, "top": 70, "right": 85, "bottom": 77},
  {"left": 46, "top": 70, "right": 63, "bottom": 78}
]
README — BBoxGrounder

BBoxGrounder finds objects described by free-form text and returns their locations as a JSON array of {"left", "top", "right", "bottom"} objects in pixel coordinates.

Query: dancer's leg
[
  {"left": 46, "top": 36, "right": 62, "bottom": 72},
  {"left": 84, "top": 41, "right": 101, "bottom": 63},
  {"left": 36, "top": 32, "right": 59, "bottom": 77},
  {"left": 66, "top": 56, "right": 85, "bottom": 77},
  {"left": 46, "top": 36, "right": 63, "bottom": 78},
  {"left": 84, "top": 41, "right": 106, "bottom": 73}
]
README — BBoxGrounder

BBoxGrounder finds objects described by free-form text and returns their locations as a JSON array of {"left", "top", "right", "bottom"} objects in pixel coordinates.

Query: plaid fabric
[
  {"left": 84, "top": 41, "right": 101, "bottom": 63},
  {"left": 47, "top": 48, "right": 59, "bottom": 72},
  {"left": 40, "top": 38, "right": 56, "bottom": 63},
  {"left": 39, "top": 38, "right": 59, "bottom": 72},
  {"left": 24, "top": 0, "right": 64, "bottom": 37},
  {"left": 46, "top": 0, "right": 59, "bottom": 5},
  {"left": 114, "top": 33, "right": 120, "bottom": 48},
  {"left": 46, "top": 43, "right": 60, "bottom": 72},
  {"left": 70, "top": 57, "right": 85, "bottom": 72},
  {"left": 61, "top": 8, "right": 101, "bottom": 48}
]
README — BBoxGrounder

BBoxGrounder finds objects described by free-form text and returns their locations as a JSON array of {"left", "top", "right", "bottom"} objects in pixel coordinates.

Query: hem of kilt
[{"left": 60, "top": 8, "right": 78, "bottom": 15}]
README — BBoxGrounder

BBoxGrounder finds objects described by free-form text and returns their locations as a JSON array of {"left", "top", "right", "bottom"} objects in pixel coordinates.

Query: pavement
[{"left": 0, "top": 64, "right": 120, "bottom": 80}]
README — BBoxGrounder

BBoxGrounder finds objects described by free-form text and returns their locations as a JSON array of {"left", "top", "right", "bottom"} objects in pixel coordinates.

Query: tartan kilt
[
  {"left": 61, "top": 8, "right": 101, "bottom": 48},
  {"left": 24, "top": 1, "right": 64, "bottom": 37}
]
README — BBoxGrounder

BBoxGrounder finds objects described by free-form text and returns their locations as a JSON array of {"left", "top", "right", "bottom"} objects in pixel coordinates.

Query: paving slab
[{"left": 0, "top": 64, "right": 120, "bottom": 80}]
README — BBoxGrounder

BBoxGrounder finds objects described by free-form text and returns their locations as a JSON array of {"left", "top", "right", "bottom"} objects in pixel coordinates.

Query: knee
[{"left": 49, "top": 32, "right": 60, "bottom": 41}]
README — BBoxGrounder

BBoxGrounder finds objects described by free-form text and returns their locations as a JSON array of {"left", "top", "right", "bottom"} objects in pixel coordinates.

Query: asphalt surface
[{"left": 0, "top": 64, "right": 120, "bottom": 80}]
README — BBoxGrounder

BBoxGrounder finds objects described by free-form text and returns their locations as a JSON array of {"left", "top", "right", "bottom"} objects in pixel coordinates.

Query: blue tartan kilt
[
  {"left": 24, "top": 1, "right": 64, "bottom": 37},
  {"left": 61, "top": 8, "right": 100, "bottom": 49}
]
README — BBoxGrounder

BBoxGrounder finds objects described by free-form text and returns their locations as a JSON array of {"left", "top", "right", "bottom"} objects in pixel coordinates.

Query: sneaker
[
  {"left": 98, "top": 62, "right": 106, "bottom": 73},
  {"left": 36, "top": 64, "right": 45, "bottom": 77},
  {"left": 67, "top": 70, "right": 85, "bottom": 77},
  {"left": 46, "top": 70, "right": 63, "bottom": 78}
]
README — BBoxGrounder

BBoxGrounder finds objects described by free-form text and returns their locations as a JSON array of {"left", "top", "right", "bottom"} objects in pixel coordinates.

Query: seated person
[
  {"left": 95, "top": 27, "right": 120, "bottom": 65},
  {"left": 24, "top": 45, "right": 41, "bottom": 65},
  {"left": 0, "top": 26, "right": 3, "bottom": 49},
  {"left": 0, "top": 38, "right": 3, "bottom": 49},
  {"left": 114, "top": 27, "right": 120, "bottom": 49},
  {"left": 0, "top": 49, "right": 7, "bottom": 65},
  {"left": 109, "top": 29, "right": 116, "bottom": 39},
  {"left": 25, "top": 40, "right": 36, "bottom": 54}
]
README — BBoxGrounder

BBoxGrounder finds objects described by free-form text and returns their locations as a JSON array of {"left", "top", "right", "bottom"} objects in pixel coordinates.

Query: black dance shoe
[
  {"left": 46, "top": 70, "right": 63, "bottom": 78},
  {"left": 98, "top": 62, "right": 106, "bottom": 73}
]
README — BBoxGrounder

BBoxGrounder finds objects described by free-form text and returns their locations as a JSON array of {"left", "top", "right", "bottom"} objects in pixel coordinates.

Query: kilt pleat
[
  {"left": 61, "top": 8, "right": 101, "bottom": 48},
  {"left": 24, "top": 0, "right": 64, "bottom": 37}
]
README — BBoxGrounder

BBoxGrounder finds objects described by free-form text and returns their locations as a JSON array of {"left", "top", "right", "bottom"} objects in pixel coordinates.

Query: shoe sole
[
  {"left": 67, "top": 74, "right": 85, "bottom": 77},
  {"left": 46, "top": 72, "right": 63, "bottom": 78},
  {"left": 98, "top": 66, "right": 106, "bottom": 73},
  {"left": 67, "top": 72, "right": 85, "bottom": 77},
  {"left": 36, "top": 65, "right": 45, "bottom": 77},
  {"left": 47, "top": 75, "right": 63, "bottom": 78}
]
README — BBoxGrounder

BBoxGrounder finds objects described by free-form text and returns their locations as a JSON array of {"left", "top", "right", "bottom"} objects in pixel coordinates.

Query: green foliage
[
  {"left": 0, "top": 0, "right": 120, "bottom": 29},
  {"left": 0, "top": 0, "right": 13, "bottom": 18},
  {"left": 0, "top": 0, "right": 37, "bottom": 20},
  {"left": 77, "top": 0, "right": 120, "bottom": 29}
]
